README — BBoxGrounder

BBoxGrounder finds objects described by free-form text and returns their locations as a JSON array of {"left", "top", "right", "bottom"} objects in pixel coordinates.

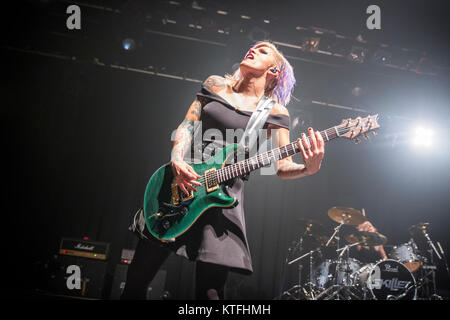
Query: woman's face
[{"left": 240, "top": 43, "right": 279, "bottom": 77}]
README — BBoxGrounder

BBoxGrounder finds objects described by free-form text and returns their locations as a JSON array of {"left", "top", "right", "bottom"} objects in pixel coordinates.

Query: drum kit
[{"left": 279, "top": 207, "right": 448, "bottom": 300}]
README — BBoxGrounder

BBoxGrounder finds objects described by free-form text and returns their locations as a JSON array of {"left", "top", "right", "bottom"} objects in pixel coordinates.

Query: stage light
[
  {"left": 122, "top": 38, "right": 136, "bottom": 51},
  {"left": 412, "top": 126, "right": 434, "bottom": 148},
  {"left": 348, "top": 46, "right": 368, "bottom": 63},
  {"left": 302, "top": 37, "right": 320, "bottom": 52},
  {"left": 372, "top": 49, "right": 392, "bottom": 65},
  {"left": 352, "top": 86, "right": 364, "bottom": 97}
]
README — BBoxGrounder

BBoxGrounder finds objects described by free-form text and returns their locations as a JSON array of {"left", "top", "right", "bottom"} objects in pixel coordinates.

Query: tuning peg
[{"left": 353, "top": 138, "right": 361, "bottom": 144}]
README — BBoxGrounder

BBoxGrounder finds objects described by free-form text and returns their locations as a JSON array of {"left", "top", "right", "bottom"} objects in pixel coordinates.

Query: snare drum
[
  {"left": 389, "top": 240, "right": 423, "bottom": 272},
  {"left": 354, "top": 259, "right": 417, "bottom": 300}
]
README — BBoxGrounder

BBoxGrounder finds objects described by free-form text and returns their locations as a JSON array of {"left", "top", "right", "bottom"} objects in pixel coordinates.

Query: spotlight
[
  {"left": 412, "top": 126, "right": 434, "bottom": 148},
  {"left": 348, "top": 46, "right": 368, "bottom": 63},
  {"left": 302, "top": 37, "right": 320, "bottom": 52},
  {"left": 122, "top": 38, "right": 136, "bottom": 51},
  {"left": 372, "top": 49, "right": 392, "bottom": 65},
  {"left": 352, "top": 86, "right": 364, "bottom": 97}
]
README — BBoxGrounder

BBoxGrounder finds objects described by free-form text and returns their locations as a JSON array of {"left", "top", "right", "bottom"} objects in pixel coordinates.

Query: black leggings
[{"left": 120, "top": 238, "right": 229, "bottom": 300}]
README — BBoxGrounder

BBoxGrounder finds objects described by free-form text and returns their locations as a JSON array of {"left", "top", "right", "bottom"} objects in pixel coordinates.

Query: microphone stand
[
  {"left": 422, "top": 228, "right": 442, "bottom": 260},
  {"left": 422, "top": 228, "right": 443, "bottom": 297},
  {"left": 326, "top": 220, "right": 345, "bottom": 247},
  {"left": 437, "top": 242, "right": 450, "bottom": 280}
]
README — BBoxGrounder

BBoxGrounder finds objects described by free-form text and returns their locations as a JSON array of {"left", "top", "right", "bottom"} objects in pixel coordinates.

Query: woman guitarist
[{"left": 121, "top": 41, "right": 325, "bottom": 300}]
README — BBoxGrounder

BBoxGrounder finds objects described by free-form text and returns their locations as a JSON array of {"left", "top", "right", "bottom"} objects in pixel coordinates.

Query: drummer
[{"left": 352, "top": 221, "right": 388, "bottom": 262}]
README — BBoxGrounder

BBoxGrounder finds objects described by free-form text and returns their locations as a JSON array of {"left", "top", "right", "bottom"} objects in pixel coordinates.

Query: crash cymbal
[
  {"left": 294, "top": 219, "right": 336, "bottom": 247},
  {"left": 315, "top": 235, "right": 336, "bottom": 247},
  {"left": 296, "top": 218, "right": 323, "bottom": 226},
  {"left": 345, "top": 231, "right": 388, "bottom": 246},
  {"left": 296, "top": 218, "right": 326, "bottom": 234},
  {"left": 408, "top": 222, "right": 430, "bottom": 234},
  {"left": 328, "top": 207, "right": 367, "bottom": 226}
]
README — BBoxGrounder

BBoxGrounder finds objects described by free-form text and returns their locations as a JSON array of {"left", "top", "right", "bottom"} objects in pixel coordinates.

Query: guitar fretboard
[{"left": 214, "top": 125, "right": 346, "bottom": 183}]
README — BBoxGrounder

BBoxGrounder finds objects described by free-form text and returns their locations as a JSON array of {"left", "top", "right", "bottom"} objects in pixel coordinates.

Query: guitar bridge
[
  {"left": 204, "top": 168, "right": 219, "bottom": 193},
  {"left": 171, "top": 183, "right": 194, "bottom": 205}
]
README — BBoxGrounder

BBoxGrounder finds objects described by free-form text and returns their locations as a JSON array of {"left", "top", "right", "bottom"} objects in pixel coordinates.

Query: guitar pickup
[{"left": 204, "top": 168, "right": 219, "bottom": 193}]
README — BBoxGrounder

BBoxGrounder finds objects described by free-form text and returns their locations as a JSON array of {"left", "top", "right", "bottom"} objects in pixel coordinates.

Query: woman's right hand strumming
[{"left": 171, "top": 160, "right": 201, "bottom": 196}]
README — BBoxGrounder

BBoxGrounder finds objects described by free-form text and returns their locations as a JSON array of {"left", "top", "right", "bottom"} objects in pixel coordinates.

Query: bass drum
[{"left": 355, "top": 259, "right": 417, "bottom": 300}]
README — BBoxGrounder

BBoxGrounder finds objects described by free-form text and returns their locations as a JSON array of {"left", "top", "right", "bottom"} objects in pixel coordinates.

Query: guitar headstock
[{"left": 338, "top": 114, "right": 380, "bottom": 143}]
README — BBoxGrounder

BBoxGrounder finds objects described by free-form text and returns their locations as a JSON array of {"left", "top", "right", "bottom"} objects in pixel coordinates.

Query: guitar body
[{"left": 143, "top": 144, "right": 239, "bottom": 242}]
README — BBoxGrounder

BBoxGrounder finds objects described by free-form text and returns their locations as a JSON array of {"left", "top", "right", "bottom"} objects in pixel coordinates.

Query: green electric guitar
[{"left": 143, "top": 114, "right": 380, "bottom": 242}]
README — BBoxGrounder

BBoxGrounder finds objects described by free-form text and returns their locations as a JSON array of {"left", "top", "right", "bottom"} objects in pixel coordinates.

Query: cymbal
[
  {"left": 315, "top": 235, "right": 336, "bottom": 247},
  {"left": 328, "top": 207, "right": 367, "bottom": 226},
  {"left": 295, "top": 218, "right": 334, "bottom": 245},
  {"left": 408, "top": 222, "right": 430, "bottom": 234},
  {"left": 296, "top": 218, "right": 324, "bottom": 229},
  {"left": 345, "top": 231, "right": 388, "bottom": 246},
  {"left": 296, "top": 218, "right": 327, "bottom": 234}
]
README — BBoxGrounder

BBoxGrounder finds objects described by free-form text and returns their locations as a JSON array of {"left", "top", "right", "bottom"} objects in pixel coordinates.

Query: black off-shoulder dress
[{"left": 132, "top": 85, "right": 290, "bottom": 275}]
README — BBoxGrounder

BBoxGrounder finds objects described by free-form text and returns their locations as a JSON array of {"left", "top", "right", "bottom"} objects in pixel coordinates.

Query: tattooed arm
[
  {"left": 171, "top": 75, "right": 225, "bottom": 163},
  {"left": 273, "top": 105, "right": 325, "bottom": 179},
  {"left": 170, "top": 75, "right": 226, "bottom": 195},
  {"left": 170, "top": 99, "right": 202, "bottom": 163}
]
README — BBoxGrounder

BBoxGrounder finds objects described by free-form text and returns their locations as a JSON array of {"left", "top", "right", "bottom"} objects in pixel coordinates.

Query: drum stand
[
  {"left": 415, "top": 228, "right": 444, "bottom": 299},
  {"left": 279, "top": 227, "right": 321, "bottom": 300},
  {"left": 313, "top": 242, "right": 363, "bottom": 300},
  {"left": 285, "top": 248, "right": 322, "bottom": 300}
]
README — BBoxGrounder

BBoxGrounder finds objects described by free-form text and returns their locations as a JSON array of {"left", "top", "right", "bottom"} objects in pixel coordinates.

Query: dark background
[{"left": 3, "top": 0, "right": 450, "bottom": 299}]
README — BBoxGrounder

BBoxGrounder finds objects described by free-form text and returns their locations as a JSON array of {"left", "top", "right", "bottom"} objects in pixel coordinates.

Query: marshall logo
[
  {"left": 59, "top": 238, "right": 109, "bottom": 260},
  {"left": 383, "top": 264, "right": 399, "bottom": 273},
  {"left": 74, "top": 243, "right": 95, "bottom": 251}
]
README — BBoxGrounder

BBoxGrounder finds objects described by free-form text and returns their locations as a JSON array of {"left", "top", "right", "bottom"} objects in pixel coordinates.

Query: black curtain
[{"left": 4, "top": 42, "right": 450, "bottom": 298}]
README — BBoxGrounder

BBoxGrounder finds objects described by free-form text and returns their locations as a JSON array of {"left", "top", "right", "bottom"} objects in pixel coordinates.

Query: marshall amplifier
[
  {"left": 45, "top": 238, "right": 111, "bottom": 299},
  {"left": 59, "top": 238, "right": 110, "bottom": 260},
  {"left": 47, "top": 254, "right": 109, "bottom": 299}
]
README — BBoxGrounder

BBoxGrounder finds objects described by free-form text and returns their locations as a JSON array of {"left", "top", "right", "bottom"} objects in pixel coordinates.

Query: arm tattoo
[
  {"left": 203, "top": 75, "right": 226, "bottom": 92},
  {"left": 171, "top": 118, "right": 196, "bottom": 162},
  {"left": 189, "top": 100, "right": 202, "bottom": 119},
  {"left": 171, "top": 76, "right": 219, "bottom": 163}
]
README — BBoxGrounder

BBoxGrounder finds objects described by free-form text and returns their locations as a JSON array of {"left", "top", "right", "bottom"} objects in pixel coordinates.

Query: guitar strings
[{"left": 182, "top": 124, "right": 371, "bottom": 187}]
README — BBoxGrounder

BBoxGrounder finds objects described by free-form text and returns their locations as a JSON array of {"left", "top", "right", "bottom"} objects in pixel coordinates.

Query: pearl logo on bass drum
[{"left": 383, "top": 263, "right": 399, "bottom": 273}]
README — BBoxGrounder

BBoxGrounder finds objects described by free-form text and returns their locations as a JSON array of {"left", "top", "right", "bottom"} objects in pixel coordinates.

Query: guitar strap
[{"left": 238, "top": 95, "right": 275, "bottom": 153}]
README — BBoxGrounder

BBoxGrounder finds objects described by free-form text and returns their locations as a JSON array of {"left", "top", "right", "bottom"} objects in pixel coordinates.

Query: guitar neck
[{"left": 216, "top": 125, "right": 345, "bottom": 183}]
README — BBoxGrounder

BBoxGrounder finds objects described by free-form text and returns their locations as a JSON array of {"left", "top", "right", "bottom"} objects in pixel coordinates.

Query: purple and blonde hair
[{"left": 225, "top": 40, "right": 296, "bottom": 106}]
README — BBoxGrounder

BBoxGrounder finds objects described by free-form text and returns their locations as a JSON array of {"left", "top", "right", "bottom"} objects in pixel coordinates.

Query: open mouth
[{"left": 245, "top": 53, "right": 254, "bottom": 60}]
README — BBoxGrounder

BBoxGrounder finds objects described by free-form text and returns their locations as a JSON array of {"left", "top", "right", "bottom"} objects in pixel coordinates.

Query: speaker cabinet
[{"left": 47, "top": 254, "right": 108, "bottom": 299}]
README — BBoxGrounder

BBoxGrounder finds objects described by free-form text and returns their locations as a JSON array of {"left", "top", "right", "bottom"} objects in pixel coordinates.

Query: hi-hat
[
  {"left": 296, "top": 218, "right": 325, "bottom": 232},
  {"left": 327, "top": 207, "right": 367, "bottom": 226},
  {"left": 345, "top": 231, "right": 388, "bottom": 246},
  {"left": 296, "top": 218, "right": 335, "bottom": 246},
  {"left": 408, "top": 222, "right": 430, "bottom": 234}
]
